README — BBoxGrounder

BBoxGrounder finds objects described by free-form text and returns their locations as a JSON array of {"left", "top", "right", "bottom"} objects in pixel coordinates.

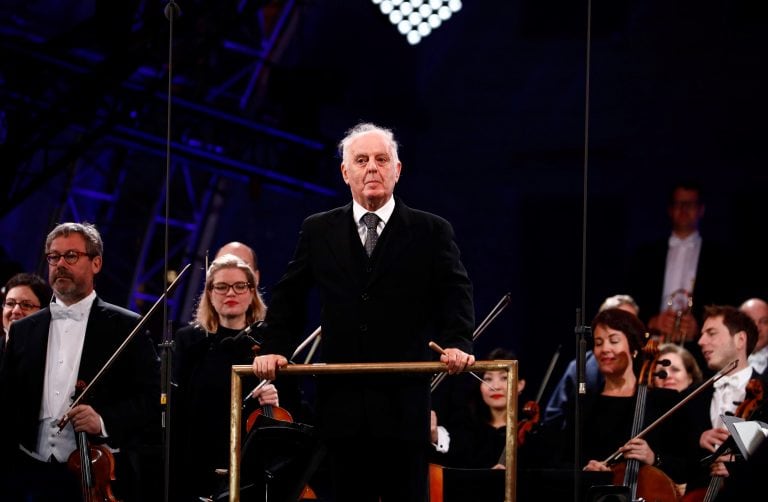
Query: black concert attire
[
  {"left": 171, "top": 323, "right": 263, "bottom": 501},
  {"left": 0, "top": 297, "right": 159, "bottom": 502},
  {"left": 258, "top": 197, "right": 475, "bottom": 502},
  {"left": 539, "top": 387, "right": 689, "bottom": 489},
  {"left": 680, "top": 369, "right": 768, "bottom": 498}
]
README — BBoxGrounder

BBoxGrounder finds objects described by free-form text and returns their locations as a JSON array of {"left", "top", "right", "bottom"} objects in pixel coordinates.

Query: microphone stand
[
  {"left": 574, "top": 308, "right": 590, "bottom": 502},
  {"left": 159, "top": 3, "right": 182, "bottom": 502}
]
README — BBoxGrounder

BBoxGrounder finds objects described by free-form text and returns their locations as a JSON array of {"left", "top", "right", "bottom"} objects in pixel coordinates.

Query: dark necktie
[{"left": 362, "top": 212, "right": 380, "bottom": 256}]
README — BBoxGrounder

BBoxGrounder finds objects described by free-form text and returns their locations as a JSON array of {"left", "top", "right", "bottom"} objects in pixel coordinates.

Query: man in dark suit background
[
  {"left": 628, "top": 181, "right": 737, "bottom": 339},
  {"left": 0, "top": 222, "right": 159, "bottom": 501},
  {"left": 252, "top": 122, "right": 476, "bottom": 502}
]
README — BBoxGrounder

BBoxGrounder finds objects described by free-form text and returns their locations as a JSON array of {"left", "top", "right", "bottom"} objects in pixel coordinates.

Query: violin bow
[
  {"left": 430, "top": 292, "right": 511, "bottom": 392},
  {"left": 603, "top": 358, "right": 739, "bottom": 465},
  {"left": 534, "top": 344, "right": 562, "bottom": 405},
  {"left": 58, "top": 263, "right": 192, "bottom": 431}
]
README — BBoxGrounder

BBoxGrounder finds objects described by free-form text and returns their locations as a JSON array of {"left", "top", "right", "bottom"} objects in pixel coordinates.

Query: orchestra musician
[
  {"left": 172, "top": 253, "right": 280, "bottom": 501},
  {"left": 1, "top": 272, "right": 51, "bottom": 357},
  {"left": 679, "top": 305, "right": 768, "bottom": 499},
  {"left": 537, "top": 308, "right": 690, "bottom": 496},
  {"left": 0, "top": 222, "right": 159, "bottom": 502},
  {"left": 431, "top": 347, "right": 527, "bottom": 470},
  {"left": 251, "top": 122, "right": 475, "bottom": 502},
  {"left": 652, "top": 343, "right": 704, "bottom": 394}
]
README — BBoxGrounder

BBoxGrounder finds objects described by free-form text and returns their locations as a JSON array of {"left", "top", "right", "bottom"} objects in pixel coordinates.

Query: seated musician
[
  {"left": 678, "top": 305, "right": 768, "bottom": 500},
  {"left": 431, "top": 347, "right": 527, "bottom": 470},
  {"left": 653, "top": 343, "right": 704, "bottom": 394},
  {"left": 537, "top": 308, "right": 690, "bottom": 498}
]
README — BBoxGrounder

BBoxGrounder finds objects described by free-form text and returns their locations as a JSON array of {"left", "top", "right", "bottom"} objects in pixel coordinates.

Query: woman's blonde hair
[{"left": 194, "top": 253, "right": 266, "bottom": 332}]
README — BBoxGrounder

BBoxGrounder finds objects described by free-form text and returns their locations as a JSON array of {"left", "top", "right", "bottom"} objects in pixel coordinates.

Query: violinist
[
  {"left": 0, "top": 222, "right": 159, "bottom": 502},
  {"left": 172, "top": 253, "right": 280, "bottom": 501},
  {"left": 252, "top": 122, "right": 475, "bottom": 502},
  {"left": 678, "top": 305, "right": 768, "bottom": 499},
  {"left": 537, "top": 308, "right": 690, "bottom": 493},
  {"left": 431, "top": 347, "right": 526, "bottom": 470}
]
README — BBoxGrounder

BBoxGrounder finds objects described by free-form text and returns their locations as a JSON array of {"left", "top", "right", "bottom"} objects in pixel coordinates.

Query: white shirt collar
[
  {"left": 713, "top": 365, "right": 752, "bottom": 390},
  {"left": 669, "top": 230, "right": 701, "bottom": 247},
  {"left": 352, "top": 196, "right": 395, "bottom": 226},
  {"left": 749, "top": 346, "right": 768, "bottom": 373},
  {"left": 51, "top": 290, "right": 97, "bottom": 319}
]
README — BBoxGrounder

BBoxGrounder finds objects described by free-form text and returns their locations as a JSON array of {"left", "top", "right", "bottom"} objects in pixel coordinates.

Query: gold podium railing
[{"left": 230, "top": 360, "right": 518, "bottom": 502}]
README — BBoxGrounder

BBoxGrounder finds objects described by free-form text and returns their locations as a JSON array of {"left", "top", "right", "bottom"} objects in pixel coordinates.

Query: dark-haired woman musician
[{"left": 538, "top": 308, "right": 690, "bottom": 497}]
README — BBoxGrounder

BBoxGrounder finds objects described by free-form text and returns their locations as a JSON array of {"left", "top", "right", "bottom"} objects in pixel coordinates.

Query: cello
[
  {"left": 66, "top": 380, "right": 120, "bottom": 502},
  {"left": 604, "top": 339, "right": 680, "bottom": 502}
]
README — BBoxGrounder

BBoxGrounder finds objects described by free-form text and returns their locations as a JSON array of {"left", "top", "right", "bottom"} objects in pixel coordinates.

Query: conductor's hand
[
  {"left": 252, "top": 354, "right": 288, "bottom": 380},
  {"left": 440, "top": 348, "right": 475, "bottom": 375},
  {"left": 67, "top": 404, "right": 103, "bottom": 435}
]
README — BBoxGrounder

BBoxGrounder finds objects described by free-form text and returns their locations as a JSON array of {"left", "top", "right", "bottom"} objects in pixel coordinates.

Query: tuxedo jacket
[
  {"left": 0, "top": 297, "right": 159, "bottom": 461},
  {"left": 626, "top": 236, "right": 737, "bottom": 325},
  {"left": 260, "top": 198, "right": 475, "bottom": 441},
  {"left": 681, "top": 368, "right": 768, "bottom": 489}
]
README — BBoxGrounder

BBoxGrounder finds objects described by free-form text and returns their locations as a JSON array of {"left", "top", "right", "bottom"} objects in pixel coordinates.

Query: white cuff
[{"left": 432, "top": 425, "right": 450, "bottom": 453}]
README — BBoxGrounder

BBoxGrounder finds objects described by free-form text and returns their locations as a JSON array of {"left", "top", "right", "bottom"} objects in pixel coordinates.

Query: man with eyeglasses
[
  {"left": 1, "top": 272, "right": 51, "bottom": 358},
  {"left": 0, "top": 222, "right": 159, "bottom": 502},
  {"left": 627, "top": 181, "right": 738, "bottom": 354}
]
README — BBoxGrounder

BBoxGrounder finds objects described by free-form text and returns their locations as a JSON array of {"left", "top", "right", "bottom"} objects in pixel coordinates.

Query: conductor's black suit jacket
[
  {"left": 0, "top": 297, "right": 159, "bottom": 475},
  {"left": 260, "top": 198, "right": 475, "bottom": 442}
]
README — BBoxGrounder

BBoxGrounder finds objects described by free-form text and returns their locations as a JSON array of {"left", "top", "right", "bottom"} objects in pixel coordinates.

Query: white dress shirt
[
  {"left": 710, "top": 365, "right": 752, "bottom": 429},
  {"left": 352, "top": 197, "right": 395, "bottom": 246},
  {"left": 748, "top": 346, "right": 768, "bottom": 375},
  {"left": 31, "top": 291, "right": 96, "bottom": 462},
  {"left": 661, "top": 231, "right": 701, "bottom": 313}
]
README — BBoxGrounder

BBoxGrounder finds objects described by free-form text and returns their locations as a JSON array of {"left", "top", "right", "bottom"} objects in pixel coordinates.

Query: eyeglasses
[
  {"left": 210, "top": 282, "right": 252, "bottom": 295},
  {"left": 3, "top": 299, "right": 41, "bottom": 311},
  {"left": 45, "top": 251, "right": 94, "bottom": 265}
]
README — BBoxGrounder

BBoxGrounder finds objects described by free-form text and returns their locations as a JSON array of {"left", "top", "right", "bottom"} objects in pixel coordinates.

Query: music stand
[
  {"left": 722, "top": 415, "right": 768, "bottom": 461},
  {"left": 437, "top": 467, "right": 505, "bottom": 502},
  {"left": 213, "top": 415, "right": 320, "bottom": 502}
]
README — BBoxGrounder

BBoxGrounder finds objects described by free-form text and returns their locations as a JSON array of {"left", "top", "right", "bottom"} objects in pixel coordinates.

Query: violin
[
  {"left": 681, "top": 377, "right": 765, "bottom": 502},
  {"left": 517, "top": 401, "right": 540, "bottom": 447},
  {"left": 605, "top": 338, "right": 680, "bottom": 502},
  {"left": 66, "top": 380, "right": 121, "bottom": 502},
  {"left": 245, "top": 402, "right": 294, "bottom": 432}
]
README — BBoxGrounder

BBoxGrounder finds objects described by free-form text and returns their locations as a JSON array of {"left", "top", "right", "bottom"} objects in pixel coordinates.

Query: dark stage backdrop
[{"left": 0, "top": 0, "right": 766, "bottom": 401}]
